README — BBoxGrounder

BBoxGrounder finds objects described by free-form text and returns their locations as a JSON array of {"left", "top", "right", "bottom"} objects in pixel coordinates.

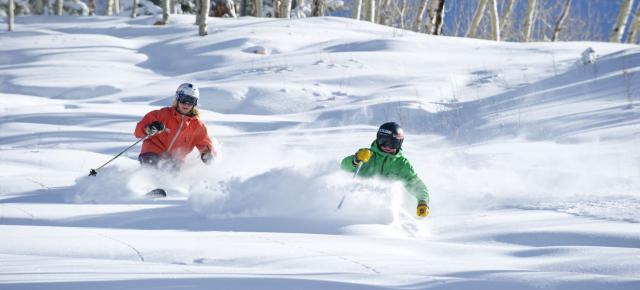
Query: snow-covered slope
[{"left": 1, "top": 15, "right": 639, "bottom": 289}]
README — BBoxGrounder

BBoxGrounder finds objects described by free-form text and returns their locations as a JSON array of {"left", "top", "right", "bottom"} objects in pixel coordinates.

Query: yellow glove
[
  {"left": 417, "top": 200, "right": 429, "bottom": 217},
  {"left": 355, "top": 148, "right": 372, "bottom": 163}
]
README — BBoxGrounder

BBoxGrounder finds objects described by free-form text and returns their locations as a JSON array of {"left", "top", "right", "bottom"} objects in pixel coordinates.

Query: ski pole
[
  {"left": 88, "top": 131, "right": 159, "bottom": 176},
  {"left": 336, "top": 161, "right": 363, "bottom": 209}
]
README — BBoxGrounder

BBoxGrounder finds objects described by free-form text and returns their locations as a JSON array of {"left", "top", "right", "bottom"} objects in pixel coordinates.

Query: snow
[{"left": 1, "top": 15, "right": 639, "bottom": 289}]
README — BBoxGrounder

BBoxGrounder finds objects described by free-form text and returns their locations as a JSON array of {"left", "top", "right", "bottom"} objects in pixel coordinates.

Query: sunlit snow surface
[{"left": 1, "top": 15, "right": 639, "bottom": 289}]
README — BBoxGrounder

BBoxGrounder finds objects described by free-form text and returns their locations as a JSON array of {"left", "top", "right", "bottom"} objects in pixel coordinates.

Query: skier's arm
[
  {"left": 340, "top": 149, "right": 372, "bottom": 172},
  {"left": 340, "top": 155, "right": 357, "bottom": 172},
  {"left": 195, "top": 123, "right": 217, "bottom": 157},
  {"left": 399, "top": 161, "right": 430, "bottom": 204},
  {"left": 134, "top": 110, "right": 160, "bottom": 138}
]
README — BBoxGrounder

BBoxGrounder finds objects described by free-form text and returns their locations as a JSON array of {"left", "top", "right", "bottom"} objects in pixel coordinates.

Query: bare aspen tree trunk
[
  {"left": 466, "top": 0, "right": 487, "bottom": 38},
  {"left": 195, "top": 0, "right": 201, "bottom": 23},
  {"left": 131, "top": 0, "right": 138, "bottom": 18},
  {"left": 106, "top": 0, "right": 114, "bottom": 16},
  {"left": 389, "top": 0, "right": 406, "bottom": 29},
  {"left": 424, "top": 0, "right": 446, "bottom": 35},
  {"left": 627, "top": 7, "right": 640, "bottom": 43},
  {"left": 170, "top": 0, "right": 176, "bottom": 14},
  {"left": 353, "top": 0, "right": 363, "bottom": 20},
  {"left": 425, "top": 0, "right": 439, "bottom": 34},
  {"left": 312, "top": 0, "right": 325, "bottom": 16},
  {"left": 8, "top": 0, "right": 14, "bottom": 31},
  {"left": 413, "top": 0, "right": 428, "bottom": 32},
  {"left": 352, "top": 0, "right": 363, "bottom": 20},
  {"left": 432, "top": 0, "right": 445, "bottom": 35},
  {"left": 45, "top": 0, "right": 52, "bottom": 15},
  {"left": 523, "top": 0, "right": 537, "bottom": 42},
  {"left": 198, "top": 0, "right": 210, "bottom": 36},
  {"left": 56, "top": 0, "right": 63, "bottom": 15},
  {"left": 488, "top": 0, "right": 499, "bottom": 41},
  {"left": 87, "top": 0, "right": 95, "bottom": 15},
  {"left": 281, "top": 0, "right": 292, "bottom": 18},
  {"left": 34, "top": 0, "right": 44, "bottom": 14},
  {"left": 162, "top": 0, "right": 170, "bottom": 24},
  {"left": 610, "top": 0, "right": 635, "bottom": 43},
  {"left": 378, "top": 0, "right": 392, "bottom": 25},
  {"left": 551, "top": 0, "right": 571, "bottom": 41},
  {"left": 500, "top": 0, "right": 515, "bottom": 34},
  {"left": 255, "top": 0, "right": 263, "bottom": 16},
  {"left": 364, "top": 0, "right": 375, "bottom": 22},
  {"left": 275, "top": 0, "right": 281, "bottom": 17},
  {"left": 114, "top": 0, "right": 120, "bottom": 14}
]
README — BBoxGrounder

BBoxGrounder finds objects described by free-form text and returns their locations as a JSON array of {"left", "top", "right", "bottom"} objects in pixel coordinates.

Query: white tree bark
[
  {"left": 377, "top": 0, "right": 392, "bottom": 25},
  {"left": 425, "top": 0, "right": 440, "bottom": 34},
  {"left": 312, "top": 0, "right": 325, "bottom": 16},
  {"left": 551, "top": 0, "right": 571, "bottom": 41},
  {"left": 413, "top": 0, "right": 429, "bottom": 32},
  {"left": 198, "top": 0, "right": 210, "bottom": 36},
  {"left": 106, "top": 0, "right": 114, "bottom": 16},
  {"left": 389, "top": 0, "right": 406, "bottom": 29},
  {"left": 114, "top": 0, "right": 120, "bottom": 14},
  {"left": 523, "top": 0, "right": 537, "bottom": 42},
  {"left": 500, "top": 0, "right": 515, "bottom": 33},
  {"left": 195, "top": 0, "right": 201, "bottom": 23},
  {"left": 255, "top": 0, "right": 263, "bottom": 17},
  {"left": 56, "top": 0, "right": 63, "bottom": 15},
  {"left": 281, "top": 0, "right": 292, "bottom": 18},
  {"left": 431, "top": 0, "right": 445, "bottom": 35},
  {"left": 162, "top": 0, "right": 170, "bottom": 24},
  {"left": 488, "top": 0, "right": 499, "bottom": 41},
  {"left": 352, "top": 0, "right": 363, "bottom": 20},
  {"left": 8, "top": 0, "right": 14, "bottom": 31},
  {"left": 364, "top": 0, "right": 376, "bottom": 22},
  {"left": 627, "top": 7, "right": 640, "bottom": 43},
  {"left": 466, "top": 0, "right": 487, "bottom": 38},
  {"left": 131, "top": 0, "right": 138, "bottom": 18},
  {"left": 87, "top": 0, "right": 95, "bottom": 15},
  {"left": 610, "top": 0, "right": 635, "bottom": 42}
]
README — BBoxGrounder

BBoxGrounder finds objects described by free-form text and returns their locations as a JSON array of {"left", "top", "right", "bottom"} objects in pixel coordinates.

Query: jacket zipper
[{"left": 164, "top": 114, "right": 184, "bottom": 158}]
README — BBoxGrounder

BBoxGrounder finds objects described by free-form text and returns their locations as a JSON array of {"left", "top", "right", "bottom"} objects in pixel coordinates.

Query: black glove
[
  {"left": 201, "top": 150, "right": 214, "bottom": 165},
  {"left": 146, "top": 121, "right": 164, "bottom": 135}
]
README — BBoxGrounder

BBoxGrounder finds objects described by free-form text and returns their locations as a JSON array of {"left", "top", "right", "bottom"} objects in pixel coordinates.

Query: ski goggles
[
  {"left": 377, "top": 136, "right": 403, "bottom": 150},
  {"left": 177, "top": 93, "right": 197, "bottom": 106}
]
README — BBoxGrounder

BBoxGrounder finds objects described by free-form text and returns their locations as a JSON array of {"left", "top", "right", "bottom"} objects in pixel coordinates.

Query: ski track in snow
[
  {"left": 251, "top": 233, "right": 382, "bottom": 275},
  {"left": 92, "top": 232, "right": 146, "bottom": 262}
]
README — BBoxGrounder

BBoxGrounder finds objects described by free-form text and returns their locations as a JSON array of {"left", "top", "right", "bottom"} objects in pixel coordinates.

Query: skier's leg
[{"left": 138, "top": 152, "right": 161, "bottom": 167}]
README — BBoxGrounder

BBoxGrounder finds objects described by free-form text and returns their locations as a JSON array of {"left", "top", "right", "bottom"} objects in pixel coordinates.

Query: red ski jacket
[{"left": 134, "top": 107, "right": 216, "bottom": 162}]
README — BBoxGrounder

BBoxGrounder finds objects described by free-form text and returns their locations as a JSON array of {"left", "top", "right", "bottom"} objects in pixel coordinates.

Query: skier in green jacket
[{"left": 341, "top": 122, "right": 430, "bottom": 217}]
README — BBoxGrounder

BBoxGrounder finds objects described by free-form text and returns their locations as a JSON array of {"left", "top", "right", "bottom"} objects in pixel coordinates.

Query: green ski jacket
[{"left": 341, "top": 141, "right": 430, "bottom": 204}]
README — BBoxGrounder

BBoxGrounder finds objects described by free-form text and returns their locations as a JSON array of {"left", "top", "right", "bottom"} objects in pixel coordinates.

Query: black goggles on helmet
[
  {"left": 377, "top": 136, "right": 403, "bottom": 150},
  {"left": 177, "top": 93, "right": 197, "bottom": 106}
]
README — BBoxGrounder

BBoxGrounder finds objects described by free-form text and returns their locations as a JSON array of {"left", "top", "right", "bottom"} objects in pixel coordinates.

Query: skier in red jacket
[{"left": 134, "top": 83, "right": 218, "bottom": 170}]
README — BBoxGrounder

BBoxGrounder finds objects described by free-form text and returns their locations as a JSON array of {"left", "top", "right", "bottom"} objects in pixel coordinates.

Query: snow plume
[
  {"left": 426, "top": 140, "right": 640, "bottom": 222},
  {"left": 69, "top": 162, "right": 192, "bottom": 203},
  {"left": 188, "top": 162, "right": 413, "bottom": 227}
]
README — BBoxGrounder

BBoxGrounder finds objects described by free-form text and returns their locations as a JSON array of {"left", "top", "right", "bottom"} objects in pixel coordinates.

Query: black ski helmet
[{"left": 376, "top": 122, "right": 404, "bottom": 150}]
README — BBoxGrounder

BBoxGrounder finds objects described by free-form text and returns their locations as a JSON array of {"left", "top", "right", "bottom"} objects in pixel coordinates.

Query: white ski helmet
[{"left": 175, "top": 83, "right": 199, "bottom": 106}]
